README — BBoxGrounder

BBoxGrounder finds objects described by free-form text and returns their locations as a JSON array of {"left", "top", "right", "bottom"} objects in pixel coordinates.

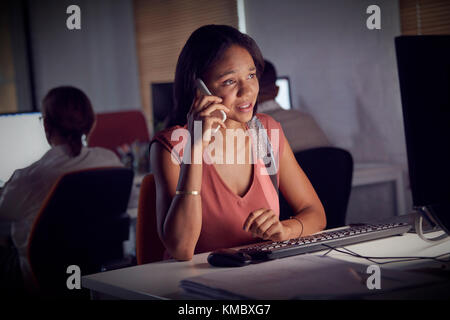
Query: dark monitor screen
[
  {"left": 395, "top": 35, "right": 450, "bottom": 233},
  {"left": 151, "top": 82, "right": 174, "bottom": 133}
]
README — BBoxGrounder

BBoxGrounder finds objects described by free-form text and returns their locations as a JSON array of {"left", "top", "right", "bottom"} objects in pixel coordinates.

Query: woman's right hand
[{"left": 187, "top": 92, "right": 230, "bottom": 149}]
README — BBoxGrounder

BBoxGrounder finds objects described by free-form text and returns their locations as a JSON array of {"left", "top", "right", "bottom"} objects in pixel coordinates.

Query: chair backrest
[
  {"left": 136, "top": 174, "right": 165, "bottom": 264},
  {"left": 88, "top": 110, "right": 150, "bottom": 154},
  {"left": 28, "top": 167, "right": 134, "bottom": 298},
  {"left": 279, "top": 147, "right": 353, "bottom": 229}
]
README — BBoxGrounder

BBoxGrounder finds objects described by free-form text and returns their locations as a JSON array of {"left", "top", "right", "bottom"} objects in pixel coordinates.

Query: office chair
[
  {"left": 27, "top": 167, "right": 134, "bottom": 299},
  {"left": 88, "top": 110, "right": 150, "bottom": 156},
  {"left": 279, "top": 147, "right": 353, "bottom": 229},
  {"left": 136, "top": 174, "right": 166, "bottom": 264}
]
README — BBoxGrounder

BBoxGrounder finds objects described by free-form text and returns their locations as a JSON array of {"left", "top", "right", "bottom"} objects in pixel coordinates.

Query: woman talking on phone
[{"left": 150, "top": 25, "right": 326, "bottom": 260}]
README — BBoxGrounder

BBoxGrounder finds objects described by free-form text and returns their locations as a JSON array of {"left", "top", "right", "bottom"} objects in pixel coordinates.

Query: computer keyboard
[{"left": 239, "top": 222, "right": 412, "bottom": 260}]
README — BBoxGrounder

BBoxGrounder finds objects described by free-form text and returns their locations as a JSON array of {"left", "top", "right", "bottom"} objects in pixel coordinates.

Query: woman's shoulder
[
  {"left": 87, "top": 146, "right": 117, "bottom": 156},
  {"left": 152, "top": 125, "right": 184, "bottom": 140},
  {"left": 85, "top": 147, "right": 122, "bottom": 166},
  {"left": 254, "top": 112, "right": 282, "bottom": 130},
  {"left": 150, "top": 125, "right": 187, "bottom": 151},
  {"left": 150, "top": 125, "right": 188, "bottom": 164},
  {"left": 255, "top": 113, "right": 283, "bottom": 136},
  {"left": 254, "top": 113, "right": 285, "bottom": 156}
]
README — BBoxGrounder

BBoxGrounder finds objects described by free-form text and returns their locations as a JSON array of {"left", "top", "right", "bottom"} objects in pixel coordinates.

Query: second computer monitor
[
  {"left": 0, "top": 112, "right": 51, "bottom": 187},
  {"left": 275, "top": 76, "right": 293, "bottom": 110}
]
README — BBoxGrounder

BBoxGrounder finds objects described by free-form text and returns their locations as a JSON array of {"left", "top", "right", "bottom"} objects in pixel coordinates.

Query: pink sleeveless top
[{"left": 150, "top": 113, "right": 286, "bottom": 254}]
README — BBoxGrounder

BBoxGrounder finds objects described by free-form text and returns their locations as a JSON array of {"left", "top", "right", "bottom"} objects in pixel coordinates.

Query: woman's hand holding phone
[
  {"left": 187, "top": 79, "right": 229, "bottom": 149},
  {"left": 195, "top": 79, "right": 227, "bottom": 132}
]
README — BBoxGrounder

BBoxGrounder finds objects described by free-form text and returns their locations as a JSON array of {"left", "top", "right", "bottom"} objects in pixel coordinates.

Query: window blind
[
  {"left": 399, "top": 0, "right": 450, "bottom": 35},
  {"left": 133, "top": 0, "right": 238, "bottom": 135}
]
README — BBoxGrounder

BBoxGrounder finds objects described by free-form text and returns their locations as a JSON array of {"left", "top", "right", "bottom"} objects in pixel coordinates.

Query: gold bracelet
[
  {"left": 175, "top": 190, "right": 200, "bottom": 195},
  {"left": 290, "top": 216, "right": 304, "bottom": 237}
]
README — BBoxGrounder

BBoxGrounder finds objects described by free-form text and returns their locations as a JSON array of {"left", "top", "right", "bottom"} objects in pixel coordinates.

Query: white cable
[{"left": 415, "top": 214, "right": 449, "bottom": 244}]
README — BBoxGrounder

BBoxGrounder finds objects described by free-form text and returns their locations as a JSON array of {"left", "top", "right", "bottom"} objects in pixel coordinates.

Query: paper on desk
[{"left": 180, "top": 255, "right": 443, "bottom": 299}]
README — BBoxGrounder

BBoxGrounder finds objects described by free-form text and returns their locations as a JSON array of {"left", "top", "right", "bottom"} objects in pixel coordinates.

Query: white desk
[{"left": 83, "top": 230, "right": 450, "bottom": 300}]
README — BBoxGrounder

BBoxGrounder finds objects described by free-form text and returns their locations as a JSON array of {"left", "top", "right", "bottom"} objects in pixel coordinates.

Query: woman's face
[{"left": 203, "top": 45, "right": 259, "bottom": 124}]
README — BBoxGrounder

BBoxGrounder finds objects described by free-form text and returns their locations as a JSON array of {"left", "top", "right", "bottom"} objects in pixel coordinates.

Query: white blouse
[{"left": 0, "top": 144, "right": 122, "bottom": 289}]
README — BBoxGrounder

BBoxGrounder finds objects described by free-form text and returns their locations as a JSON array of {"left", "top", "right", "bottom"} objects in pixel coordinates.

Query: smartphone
[{"left": 196, "top": 79, "right": 226, "bottom": 133}]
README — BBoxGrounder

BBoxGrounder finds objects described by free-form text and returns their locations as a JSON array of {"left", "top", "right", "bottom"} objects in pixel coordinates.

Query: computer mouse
[{"left": 207, "top": 249, "right": 252, "bottom": 267}]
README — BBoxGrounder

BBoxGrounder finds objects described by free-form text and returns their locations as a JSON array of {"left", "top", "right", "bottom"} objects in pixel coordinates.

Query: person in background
[
  {"left": 257, "top": 60, "right": 330, "bottom": 153},
  {"left": 0, "top": 86, "right": 122, "bottom": 295}
]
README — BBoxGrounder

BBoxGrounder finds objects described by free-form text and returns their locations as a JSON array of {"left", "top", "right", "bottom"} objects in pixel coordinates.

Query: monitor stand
[{"left": 414, "top": 206, "right": 449, "bottom": 243}]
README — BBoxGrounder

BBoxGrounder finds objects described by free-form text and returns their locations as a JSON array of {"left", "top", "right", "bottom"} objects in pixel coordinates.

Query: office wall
[
  {"left": 27, "top": 0, "right": 141, "bottom": 112},
  {"left": 244, "top": 0, "right": 412, "bottom": 220}
]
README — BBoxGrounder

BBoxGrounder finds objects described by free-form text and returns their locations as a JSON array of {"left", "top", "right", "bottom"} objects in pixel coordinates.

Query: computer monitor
[
  {"left": 395, "top": 35, "right": 450, "bottom": 236},
  {"left": 151, "top": 82, "right": 174, "bottom": 134},
  {"left": 275, "top": 76, "right": 292, "bottom": 110},
  {"left": 0, "top": 112, "right": 51, "bottom": 187}
]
